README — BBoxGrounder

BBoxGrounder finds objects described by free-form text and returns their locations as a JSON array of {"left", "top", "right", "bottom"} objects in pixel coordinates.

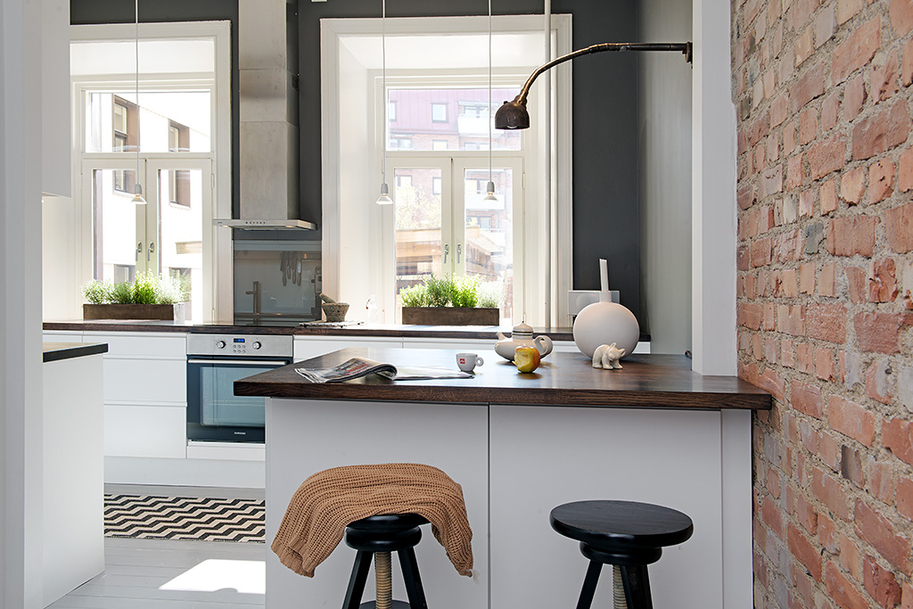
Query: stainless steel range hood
[{"left": 214, "top": 0, "right": 316, "bottom": 231}]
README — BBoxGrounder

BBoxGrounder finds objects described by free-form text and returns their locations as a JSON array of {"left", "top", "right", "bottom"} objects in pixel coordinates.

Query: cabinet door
[
  {"left": 489, "top": 405, "right": 725, "bottom": 609},
  {"left": 266, "top": 398, "right": 488, "bottom": 609},
  {"left": 104, "top": 404, "right": 187, "bottom": 458}
]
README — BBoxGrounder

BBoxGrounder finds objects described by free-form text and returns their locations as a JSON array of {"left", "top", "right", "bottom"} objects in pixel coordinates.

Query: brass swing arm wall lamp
[{"left": 494, "top": 41, "right": 692, "bottom": 130}]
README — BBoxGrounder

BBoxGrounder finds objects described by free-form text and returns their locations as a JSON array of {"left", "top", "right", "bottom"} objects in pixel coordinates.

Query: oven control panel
[{"left": 186, "top": 333, "right": 293, "bottom": 358}]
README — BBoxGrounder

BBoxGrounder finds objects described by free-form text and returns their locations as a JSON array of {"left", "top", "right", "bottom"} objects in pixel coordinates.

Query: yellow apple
[{"left": 514, "top": 346, "right": 541, "bottom": 373}]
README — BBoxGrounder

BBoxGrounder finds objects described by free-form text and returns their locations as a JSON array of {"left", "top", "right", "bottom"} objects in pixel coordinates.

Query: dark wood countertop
[
  {"left": 234, "top": 347, "right": 771, "bottom": 411},
  {"left": 42, "top": 342, "right": 109, "bottom": 363}
]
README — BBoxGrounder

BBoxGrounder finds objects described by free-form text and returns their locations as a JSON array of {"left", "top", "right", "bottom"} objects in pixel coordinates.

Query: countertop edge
[{"left": 42, "top": 342, "right": 109, "bottom": 363}]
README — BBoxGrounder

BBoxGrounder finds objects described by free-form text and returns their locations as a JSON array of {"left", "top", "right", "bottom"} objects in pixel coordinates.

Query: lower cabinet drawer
[
  {"left": 104, "top": 358, "right": 186, "bottom": 404},
  {"left": 104, "top": 404, "right": 186, "bottom": 458}
]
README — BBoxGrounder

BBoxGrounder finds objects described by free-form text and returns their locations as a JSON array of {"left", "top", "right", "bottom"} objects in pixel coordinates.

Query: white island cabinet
[{"left": 237, "top": 347, "right": 769, "bottom": 609}]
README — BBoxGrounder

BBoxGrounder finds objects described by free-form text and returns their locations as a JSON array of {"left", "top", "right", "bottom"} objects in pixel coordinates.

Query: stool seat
[
  {"left": 550, "top": 500, "right": 693, "bottom": 554},
  {"left": 550, "top": 500, "right": 693, "bottom": 609},
  {"left": 347, "top": 513, "right": 429, "bottom": 533}
]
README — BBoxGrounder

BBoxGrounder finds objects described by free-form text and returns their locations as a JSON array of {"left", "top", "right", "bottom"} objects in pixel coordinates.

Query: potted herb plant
[
  {"left": 400, "top": 275, "right": 501, "bottom": 326},
  {"left": 82, "top": 272, "right": 188, "bottom": 321}
]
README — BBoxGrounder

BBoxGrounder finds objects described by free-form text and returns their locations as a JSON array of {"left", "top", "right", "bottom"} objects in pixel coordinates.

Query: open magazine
[{"left": 295, "top": 357, "right": 472, "bottom": 383}]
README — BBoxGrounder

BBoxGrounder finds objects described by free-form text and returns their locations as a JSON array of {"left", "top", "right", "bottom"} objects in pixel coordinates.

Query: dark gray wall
[
  {"left": 297, "top": 0, "right": 644, "bottom": 322},
  {"left": 70, "top": 0, "right": 242, "bottom": 219}
]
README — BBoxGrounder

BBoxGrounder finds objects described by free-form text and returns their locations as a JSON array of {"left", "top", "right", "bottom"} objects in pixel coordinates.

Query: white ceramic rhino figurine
[{"left": 592, "top": 342, "right": 626, "bottom": 370}]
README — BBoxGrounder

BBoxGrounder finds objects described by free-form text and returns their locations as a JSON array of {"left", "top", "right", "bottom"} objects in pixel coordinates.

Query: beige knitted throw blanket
[{"left": 271, "top": 463, "right": 473, "bottom": 578}]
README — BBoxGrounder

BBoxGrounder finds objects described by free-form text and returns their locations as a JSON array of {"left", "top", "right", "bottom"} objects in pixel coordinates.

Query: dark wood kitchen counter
[{"left": 235, "top": 347, "right": 771, "bottom": 410}]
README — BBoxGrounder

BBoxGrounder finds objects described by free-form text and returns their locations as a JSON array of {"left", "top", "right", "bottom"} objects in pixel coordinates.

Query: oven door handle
[{"left": 187, "top": 359, "right": 289, "bottom": 366}]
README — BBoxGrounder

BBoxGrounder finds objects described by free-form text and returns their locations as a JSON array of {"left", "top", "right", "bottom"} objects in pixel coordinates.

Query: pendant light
[
  {"left": 483, "top": 0, "right": 498, "bottom": 203},
  {"left": 130, "top": 0, "right": 146, "bottom": 205},
  {"left": 375, "top": 0, "right": 393, "bottom": 205}
]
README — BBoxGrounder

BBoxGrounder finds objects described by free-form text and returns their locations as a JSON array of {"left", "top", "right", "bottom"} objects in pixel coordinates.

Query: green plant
[
  {"left": 451, "top": 275, "right": 480, "bottom": 308},
  {"left": 477, "top": 280, "right": 503, "bottom": 309},
  {"left": 81, "top": 280, "right": 113, "bottom": 304},
  {"left": 399, "top": 283, "right": 428, "bottom": 307},
  {"left": 81, "top": 273, "right": 188, "bottom": 305},
  {"left": 424, "top": 275, "right": 452, "bottom": 307}
]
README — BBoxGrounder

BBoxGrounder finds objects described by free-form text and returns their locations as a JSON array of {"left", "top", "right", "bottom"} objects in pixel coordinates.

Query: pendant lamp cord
[
  {"left": 488, "top": 0, "right": 493, "bottom": 186},
  {"left": 135, "top": 0, "right": 141, "bottom": 194},
  {"left": 381, "top": 0, "right": 387, "bottom": 187}
]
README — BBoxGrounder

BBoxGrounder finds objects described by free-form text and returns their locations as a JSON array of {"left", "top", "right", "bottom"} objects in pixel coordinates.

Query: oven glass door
[{"left": 187, "top": 358, "right": 289, "bottom": 443}]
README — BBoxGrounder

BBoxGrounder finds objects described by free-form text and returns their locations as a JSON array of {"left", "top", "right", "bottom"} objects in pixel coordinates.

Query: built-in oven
[{"left": 186, "top": 333, "right": 293, "bottom": 443}]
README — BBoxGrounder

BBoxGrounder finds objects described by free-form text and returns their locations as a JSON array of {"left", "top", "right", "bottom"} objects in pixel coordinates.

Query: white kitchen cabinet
[
  {"left": 293, "top": 335, "right": 403, "bottom": 361},
  {"left": 104, "top": 404, "right": 187, "bottom": 459},
  {"left": 402, "top": 337, "right": 492, "bottom": 351}
]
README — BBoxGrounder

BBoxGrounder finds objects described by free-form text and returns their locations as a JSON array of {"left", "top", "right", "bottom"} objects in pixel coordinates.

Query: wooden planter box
[
  {"left": 83, "top": 303, "right": 186, "bottom": 322},
  {"left": 402, "top": 306, "right": 499, "bottom": 326}
]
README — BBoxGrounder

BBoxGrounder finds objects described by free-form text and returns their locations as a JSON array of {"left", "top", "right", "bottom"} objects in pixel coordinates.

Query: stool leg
[
  {"left": 342, "top": 550, "right": 373, "bottom": 609},
  {"left": 575, "top": 560, "right": 603, "bottom": 609},
  {"left": 374, "top": 551, "right": 393, "bottom": 609},
  {"left": 619, "top": 564, "right": 653, "bottom": 609},
  {"left": 398, "top": 547, "right": 428, "bottom": 609}
]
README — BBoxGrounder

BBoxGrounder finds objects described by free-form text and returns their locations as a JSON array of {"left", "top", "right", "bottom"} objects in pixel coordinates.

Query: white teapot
[{"left": 495, "top": 322, "right": 553, "bottom": 361}]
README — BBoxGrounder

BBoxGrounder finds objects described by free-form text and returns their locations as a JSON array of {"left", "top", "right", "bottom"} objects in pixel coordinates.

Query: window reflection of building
[
  {"left": 168, "top": 121, "right": 191, "bottom": 207},
  {"left": 113, "top": 96, "right": 138, "bottom": 193}
]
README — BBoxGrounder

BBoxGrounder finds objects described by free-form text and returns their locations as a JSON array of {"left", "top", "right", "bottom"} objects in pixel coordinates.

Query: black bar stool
[
  {"left": 342, "top": 513, "right": 429, "bottom": 609},
  {"left": 550, "top": 500, "right": 694, "bottom": 609}
]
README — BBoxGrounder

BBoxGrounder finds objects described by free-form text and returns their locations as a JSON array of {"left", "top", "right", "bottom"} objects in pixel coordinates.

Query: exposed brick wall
[{"left": 733, "top": 0, "right": 913, "bottom": 604}]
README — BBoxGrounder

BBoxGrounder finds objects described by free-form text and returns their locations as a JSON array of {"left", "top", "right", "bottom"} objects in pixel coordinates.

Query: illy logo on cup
[{"left": 456, "top": 353, "right": 484, "bottom": 372}]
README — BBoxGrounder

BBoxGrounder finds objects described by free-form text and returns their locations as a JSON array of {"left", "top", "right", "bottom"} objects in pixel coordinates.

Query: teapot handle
[{"left": 534, "top": 335, "right": 553, "bottom": 356}]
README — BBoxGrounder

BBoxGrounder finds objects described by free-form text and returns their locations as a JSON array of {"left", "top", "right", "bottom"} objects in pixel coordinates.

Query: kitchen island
[{"left": 237, "top": 347, "right": 770, "bottom": 609}]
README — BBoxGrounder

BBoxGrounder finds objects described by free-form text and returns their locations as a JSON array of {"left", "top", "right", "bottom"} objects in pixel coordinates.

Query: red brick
[
  {"left": 855, "top": 311, "right": 906, "bottom": 353},
  {"left": 846, "top": 266, "right": 868, "bottom": 303},
  {"left": 822, "top": 94, "right": 839, "bottom": 132},
  {"left": 788, "top": 523, "right": 823, "bottom": 580},
  {"left": 898, "top": 589, "right": 913, "bottom": 609},
  {"left": 827, "top": 562, "right": 870, "bottom": 609},
  {"left": 820, "top": 179, "right": 838, "bottom": 215},
  {"left": 828, "top": 394, "right": 876, "bottom": 445},
  {"left": 866, "top": 359, "right": 895, "bottom": 404},
  {"left": 751, "top": 238, "right": 772, "bottom": 267},
  {"left": 737, "top": 245, "right": 750, "bottom": 271},
  {"left": 763, "top": 302, "right": 777, "bottom": 330},
  {"left": 842, "top": 444, "right": 866, "bottom": 487},
  {"left": 798, "top": 109, "right": 818, "bottom": 145},
  {"left": 779, "top": 304, "right": 805, "bottom": 335},
  {"left": 892, "top": 0, "right": 913, "bottom": 36},
  {"left": 820, "top": 431, "right": 842, "bottom": 472},
  {"left": 864, "top": 555, "right": 903, "bottom": 608},
  {"left": 855, "top": 499, "right": 913, "bottom": 573},
  {"left": 787, "top": 154, "right": 804, "bottom": 189},
  {"left": 774, "top": 230, "right": 801, "bottom": 262},
  {"left": 844, "top": 74, "right": 868, "bottom": 121},
  {"left": 806, "top": 303, "right": 847, "bottom": 343},
  {"left": 800, "top": 189, "right": 816, "bottom": 217},
  {"left": 760, "top": 165, "right": 783, "bottom": 198},
  {"left": 797, "top": 342, "right": 814, "bottom": 374},
  {"left": 869, "top": 258, "right": 899, "bottom": 302},
  {"left": 827, "top": 215, "right": 878, "bottom": 257},
  {"left": 792, "top": 381, "right": 822, "bottom": 418},
  {"left": 819, "top": 513, "right": 838, "bottom": 552},
  {"left": 788, "top": 0, "right": 817, "bottom": 30},
  {"left": 886, "top": 202, "right": 913, "bottom": 253},
  {"left": 758, "top": 368, "right": 786, "bottom": 402},
  {"left": 761, "top": 496, "right": 785, "bottom": 537},
  {"left": 796, "top": 26, "right": 814, "bottom": 66},
  {"left": 840, "top": 532, "right": 865, "bottom": 579},
  {"left": 781, "top": 269, "right": 799, "bottom": 297},
  {"left": 870, "top": 160, "right": 896, "bottom": 204},
  {"left": 771, "top": 93, "right": 789, "bottom": 129},
  {"left": 877, "top": 52, "right": 901, "bottom": 106},
  {"left": 799, "top": 263, "right": 816, "bottom": 294},
  {"left": 792, "top": 62, "right": 826, "bottom": 111},
  {"left": 815, "top": 347, "right": 835, "bottom": 380},
  {"left": 818, "top": 263, "right": 836, "bottom": 297},
  {"left": 748, "top": 111, "right": 771, "bottom": 148},
  {"left": 808, "top": 134, "right": 847, "bottom": 179},
  {"left": 813, "top": 467, "right": 851, "bottom": 519},
  {"left": 904, "top": 38, "right": 913, "bottom": 86},
  {"left": 899, "top": 477, "right": 913, "bottom": 521},
  {"left": 752, "top": 334, "right": 764, "bottom": 360},
  {"left": 765, "top": 336, "right": 779, "bottom": 364},
  {"left": 766, "top": 135, "right": 779, "bottom": 164},
  {"left": 853, "top": 100, "right": 912, "bottom": 161},
  {"left": 784, "top": 122, "right": 797, "bottom": 155},
  {"left": 834, "top": 18, "right": 882, "bottom": 83},
  {"left": 884, "top": 418, "right": 913, "bottom": 468},
  {"left": 899, "top": 149, "right": 913, "bottom": 192},
  {"left": 866, "top": 456, "right": 896, "bottom": 503},
  {"left": 738, "top": 302, "right": 763, "bottom": 330},
  {"left": 795, "top": 493, "right": 818, "bottom": 534},
  {"left": 782, "top": 338, "right": 796, "bottom": 367},
  {"left": 841, "top": 166, "right": 866, "bottom": 204}
]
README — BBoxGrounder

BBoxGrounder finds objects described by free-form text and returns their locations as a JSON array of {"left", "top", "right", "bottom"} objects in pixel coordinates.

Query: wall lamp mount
[{"left": 494, "top": 41, "right": 693, "bottom": 130}]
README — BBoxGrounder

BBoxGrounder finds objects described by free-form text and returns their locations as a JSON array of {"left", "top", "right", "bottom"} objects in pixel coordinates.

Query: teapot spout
[{"left": 496, "top": 332, "right": 507, "bottom": 340}]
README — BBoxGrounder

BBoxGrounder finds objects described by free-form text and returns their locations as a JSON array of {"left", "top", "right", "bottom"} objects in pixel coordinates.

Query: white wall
[
  {"left": 1, "top": 0, "right": 46, "bottom": 606},
  {"left": 639, "top": 0, "right": 693, "bottom": 355}
]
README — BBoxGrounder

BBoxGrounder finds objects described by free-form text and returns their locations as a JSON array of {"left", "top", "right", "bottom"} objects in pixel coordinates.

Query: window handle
[
  {"left": 444, "top": 243, "right": 449, "bottom": 264},
  {"left": 136, "top": 242, "right": 142, "bottom": 260},
  {"left": 457, "top": 243, "right": 462, "bottom": 263},
  {"left": 147, "top": 242, "right": 155, "bottom": 262}
]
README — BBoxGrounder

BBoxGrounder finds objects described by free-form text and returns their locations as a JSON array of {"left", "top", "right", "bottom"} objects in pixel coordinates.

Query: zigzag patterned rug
[{"left": 104, "top": 494, "right": 265, "bottom": 543}]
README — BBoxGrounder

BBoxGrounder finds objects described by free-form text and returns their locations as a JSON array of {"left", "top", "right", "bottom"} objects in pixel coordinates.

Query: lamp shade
[{"left": 494, "top": 98, "right": 530, "bottom": 130}]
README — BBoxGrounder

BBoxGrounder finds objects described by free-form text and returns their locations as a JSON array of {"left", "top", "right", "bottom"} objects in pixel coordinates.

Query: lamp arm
[{"left": 513, "top": 41, "right": 692, "bottom": 106}]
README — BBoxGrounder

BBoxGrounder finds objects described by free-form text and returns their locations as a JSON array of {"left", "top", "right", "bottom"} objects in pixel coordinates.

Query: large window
[{"left": 59, "top": 21, "right": 233, "bottom": 322}]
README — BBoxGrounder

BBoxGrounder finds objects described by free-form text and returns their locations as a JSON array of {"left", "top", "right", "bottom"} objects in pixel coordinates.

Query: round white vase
[{"left": 572, "top": 300, "right": 640, "bottom": 359}]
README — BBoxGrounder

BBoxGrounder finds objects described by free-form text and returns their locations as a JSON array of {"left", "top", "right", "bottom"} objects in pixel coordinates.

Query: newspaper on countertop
[{"left": 295, "top": 356, "right": 472, "bottom": 383}]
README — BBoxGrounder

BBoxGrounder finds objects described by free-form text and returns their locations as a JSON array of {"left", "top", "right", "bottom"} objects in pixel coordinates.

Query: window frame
[{"left": 64, "top": 21, "right": 233, "bottom": 322}]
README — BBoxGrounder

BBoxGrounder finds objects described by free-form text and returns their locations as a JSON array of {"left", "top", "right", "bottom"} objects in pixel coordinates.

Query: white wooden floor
[{"left": 47, "top": 485, "right": 267, "bottom": 609}]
